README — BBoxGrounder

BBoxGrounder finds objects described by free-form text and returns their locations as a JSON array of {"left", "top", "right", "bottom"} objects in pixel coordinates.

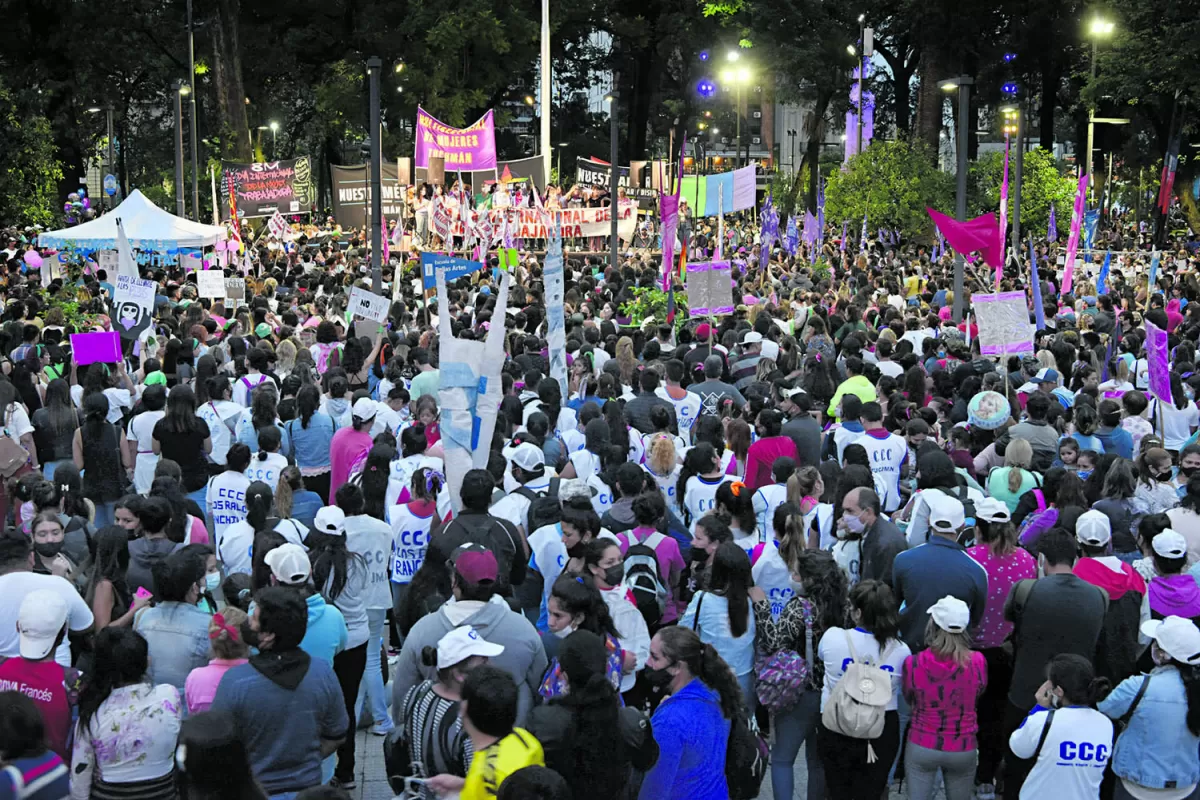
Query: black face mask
[
  {"left": 690, "top": 547, "right": 709, "bottom": 563},
  {"left": 240, "top": 621, "right": 261, "bottom": 649},
  {"left": 1182, "top": 466, "right": 1200, "bottom": 478},
  {"left": 643, "top": 664, "right": 675, "bottom": 692},
  {"left": 566, "top": 542, "right": 586, "bottom": 559},
  {"left": 34, "top": 541, "right": 63, "bottom": 559},
  {"left": 1156, "top": 470, "right": 1175, "bottom": 483},
  {"left": 602, "top": 564, "right": 625, "bottom": 587}
]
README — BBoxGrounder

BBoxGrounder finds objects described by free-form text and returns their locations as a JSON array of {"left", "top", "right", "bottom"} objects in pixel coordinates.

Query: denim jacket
[
  {"left": 285, "top": 413, "right": 335, "bottom": 471},
  {"left": 679, "top": 590, "right": 756, "bottom": 677},
  {"left": 1098, "top": 666, "right": 1200, "bottom": 789},
  {"left": 133, "top": 602, "right": 213, "bottom": 698}
]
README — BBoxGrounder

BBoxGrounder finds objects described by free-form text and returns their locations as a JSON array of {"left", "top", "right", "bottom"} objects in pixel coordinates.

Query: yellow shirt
[
  {"left": 904, "top": 274, "right": 925, "bottom": 298},
  {"left": 461, "top": 728, "right": 545, "bottom": 800}
]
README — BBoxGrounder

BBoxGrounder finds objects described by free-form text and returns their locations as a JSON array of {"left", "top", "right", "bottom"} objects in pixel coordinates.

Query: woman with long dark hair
[
  {"left": 73, "top": 393, "right": 123, "bottom": 528},
  {"left": 680, "top": 541, "right": 756, "bottom": 712},
  {"left": 125, "top": 384, "right": 167, "bottom": 493},
  {"left": 85, "top": 526, "right": 152, "bottom": 630},
  {"left": 350, "top": 443, "right": 392, "bottom": 519},
  {"left": 309, "top": 503, "right": 370, "bottom": 788},
  {"left": 152, "top": 385, "right": 213, "bottom": 510},
  {"left": 31, "top": 376, "right": 78, "bottom": 478},
  {"left": 639, "top": 626, "right": 746, "bottom": 800},
  {"left": 285, "top": 383, "right": 335, "bottom": 503},
  {"left": 679, "top": 442, "right": 727, "bottom": 534},
  {"left": 528, "top": 630, "right": 658, "bottom": 800},
  {"left": 539, "top": 573, "right": 624, "bottom": 699},
  {"left": 235, "top": 381, "right": 290, "bottom": 457},
  {"left": 176, "top": 709, "right": 268, "bottom": 800},
  {"left": 72, "top": 628, "right": 182, "bottom": 800}
]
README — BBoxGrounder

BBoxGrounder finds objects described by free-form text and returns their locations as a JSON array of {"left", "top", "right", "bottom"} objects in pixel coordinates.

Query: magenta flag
[
  {"left": 998, "top": 137, "right": 1010, "bottom": 289},
  {"left": 659, "top": 133, "right": 686, "bottom": 290},
  {"left": 1060, "top": 172, "right": 1090, "bottom": 295},
  {"left": 1145, "top": 320, "right": 1171, "bottom": 403},
  {"left": 414, "top": 108, "right": 497, "bottom": 171},
  {"left": 926, "top": 208, "right": 1003, "bottom": 269}
]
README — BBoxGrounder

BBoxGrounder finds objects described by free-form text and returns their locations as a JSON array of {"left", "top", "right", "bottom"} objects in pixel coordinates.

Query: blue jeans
[
  {"left": 355, "top": 608, "right": 392, "bottom": 730},
  {"left": 187, "top": 486, "right": 208, "bottom": 516},
  {"left": 42, "top": 459, "right": 70, "bottom": 480},
  {"left": 771, "top": 688, "right": 824, "bottom": 800},
  {"left": 92, "top": 501, "right": 115, "bottom": 529},
  {"left": 737, "top": 670, "right": 756, "bottom": 717}
]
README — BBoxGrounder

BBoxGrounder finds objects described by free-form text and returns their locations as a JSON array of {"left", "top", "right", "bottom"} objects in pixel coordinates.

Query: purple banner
[
  {"left": 661, "top": 193, "right": 679, "bottom": 290},
  {"left": 1146, "top": 320, "right": 1171, "bottom": 403},
  {"left": 414, "top": 108, "right": 497, "bottom": 172}
]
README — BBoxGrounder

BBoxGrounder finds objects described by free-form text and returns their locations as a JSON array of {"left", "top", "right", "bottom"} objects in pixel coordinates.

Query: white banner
[
  {"left": 197, "top": 271, "right": 226, "bottom": 298},
  {"left": 348, "top": 286, "right": 390, "bottom": 323}
]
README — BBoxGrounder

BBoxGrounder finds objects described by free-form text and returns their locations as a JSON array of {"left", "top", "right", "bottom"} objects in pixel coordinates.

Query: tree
[
  {"left": 0, "top": 82, "right": 63, "bottom": 227},
  {"left": 823, "top": 139, "right": 952, "bottom": 238},
  {"left": 968, "top": 147, "right": 1076, "bottom": 241}
]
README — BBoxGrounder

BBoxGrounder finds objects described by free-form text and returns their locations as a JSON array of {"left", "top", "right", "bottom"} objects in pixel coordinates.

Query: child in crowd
[
  {"left": 1077, "top": 450, "right": 1099, "bottom": 480},
  {"left": 1054, "top": 437, "right": 1079, "bottom": 471}
]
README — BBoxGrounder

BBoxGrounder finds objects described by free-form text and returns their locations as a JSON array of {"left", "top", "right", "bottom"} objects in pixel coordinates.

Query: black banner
[
  {"left": 330, "top": 163, "right": 406, "bottom": 229},
  {"left": 220, "top": 158, "right": 314, "bottom": 219},
  {"left": 413, "top": 155, "right": 546, "bottom": 195},
  {"left": 575, "top": 157, "right": 657, "bottom": 208}
]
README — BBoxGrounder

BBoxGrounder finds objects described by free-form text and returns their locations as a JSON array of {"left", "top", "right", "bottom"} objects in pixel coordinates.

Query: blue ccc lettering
[{"left": 1059, "top": 741, "right": 1109, "bottom": 762}]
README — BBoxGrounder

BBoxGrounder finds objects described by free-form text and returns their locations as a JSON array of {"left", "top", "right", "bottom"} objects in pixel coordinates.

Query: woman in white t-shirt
[
  {"left": 643, "top": 434, "right": 683, "bottom": 520},
  {"left": 242, "top": 426, "right": 288, "bottom": 492},
  {"left": 1150, "top": 375, "right": 1200, "bottom": 453},
  {"left": 219, "top": 481, "right": 306, "bottom": 573},
  {"left": 816, "top": 578, "right": 912, "bottom": 800},
  {"left": 1009, "top": 654, "right": 1113, "bottom": 800},
  {"left": 126, "top": 386, "right": 166, "bottom": 494},
  {"left": 680, "top": 443, "right": 726, "bottom": 534},
  {"left": 206, "top": 444, "right": 253, "bottom": 548}
]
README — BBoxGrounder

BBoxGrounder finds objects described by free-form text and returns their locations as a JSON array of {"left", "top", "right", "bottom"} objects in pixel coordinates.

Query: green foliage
[
  {"left": 824, "top": 140, "right": 953, "bottom": 240},
  {"left": 0, "top": 81, "right": 62, "bottom": 227},
  {"left": 968, "top": 147, "right": 1076, "bottom": 240},
  {"left": 620, "top": 287, "right": 688, "bottom": 331}
]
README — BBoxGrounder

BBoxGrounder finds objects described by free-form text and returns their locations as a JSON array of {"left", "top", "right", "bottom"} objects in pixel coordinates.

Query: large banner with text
[
  {"left": 330, "top": 163, "right": 405, "bottom": 229},
  {"left": 220, "top": 158, "right": 314, "bottom": 219},
  {"left": 415, "top": 108, "right": 497, "bottom": 172}
]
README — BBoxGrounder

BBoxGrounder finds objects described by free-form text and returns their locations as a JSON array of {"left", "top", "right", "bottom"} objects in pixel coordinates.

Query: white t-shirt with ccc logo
[{"left": 816, "top": 626, "right": 911, "bottom": 711}]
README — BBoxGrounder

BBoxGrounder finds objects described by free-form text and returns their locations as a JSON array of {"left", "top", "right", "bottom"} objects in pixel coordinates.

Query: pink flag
[
  {"left": 660, "top": 133, "right": 686, "bottom": 290},
  {"left": 926, "top": 208, "right": 1003, "bottom": 269},
  {"left": 998, "top": 137, "right": 1010, "bottom": 289},
  {"left": 1061, "top": 172, "right": 1089, "bottom": 295},
  {"left": 381, "top": 218, "right": 391, "bottom": 265}
]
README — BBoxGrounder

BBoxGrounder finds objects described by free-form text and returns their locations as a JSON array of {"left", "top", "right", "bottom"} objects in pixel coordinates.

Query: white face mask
[
  {"left": 553, "top": 625, "right": 574, "bottom": 639},
  {"left": 843, "top": 512, "right": 866, "bottom": 534}
]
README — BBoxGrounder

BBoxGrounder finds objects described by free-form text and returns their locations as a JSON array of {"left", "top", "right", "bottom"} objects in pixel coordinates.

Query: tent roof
[{"left": 38, "top": 190, "right": 228, "bottom": 252}]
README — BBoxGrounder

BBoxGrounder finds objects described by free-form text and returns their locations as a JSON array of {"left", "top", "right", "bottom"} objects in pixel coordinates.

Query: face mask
[
  {"left": 1078, "top": 469, "right": 1092, "bottom": 480},
  {"left": 643, "top": 664, "right": 674, "bottom": 691},
  {"left": 1182, "top": 466, "right": 1200, "bottom": 478},
  {"left": 1155, "top": 470, "right": 1175, "bottom": 483},
  {"left": 33, "top": 541, "right": 63, "bottom": 559},
  {"left": 690, "top": 547, "right": 709, "bottom": 563},
  {"left": 240, "top": 621, "right": 260, "bottom": 649},
  {"left": 843, "top": 513, "right": 866, "bottom": 534},
  {"left": 205, "top": 572, "right": 221, "bottom": 592},
  {"left": 553, "top": 625, "right": 574, "bottom": 639},
  {"left": 566, "top": 542, "right": 586, "bottom": 559},
  {"left": 602, "top": 564, "right": 625, "bottom": 587}
]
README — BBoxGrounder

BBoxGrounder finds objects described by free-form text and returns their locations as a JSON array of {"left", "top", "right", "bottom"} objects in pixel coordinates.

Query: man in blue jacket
[{"left": 891, "top": 491, "right": 988, "bottom": 651}]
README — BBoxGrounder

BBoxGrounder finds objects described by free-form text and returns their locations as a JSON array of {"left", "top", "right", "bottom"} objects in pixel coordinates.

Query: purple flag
[
  {"left": 784, "top": 216, "right": 799, "bottom": 256},
  {"left": 840, "top": 221, "right": 848, "bottom": 252},
  {"left": 802, "top": 211, "right": 818, "bottom": 245},
  {"left": 1061, "top": 172, "right": 1090, "bottom": 295},
  {"left": 659, "top": 132, "right": 686, "bottom": 290},
  {"left": 759, "top": 193, "right": 779, "bottom": 271},
  {"left": 1146, "top": 320, "right": 1171, "bottom": 403},
  {"left": 1047, "top": 202, "right": 1057, "bottom": 242}
]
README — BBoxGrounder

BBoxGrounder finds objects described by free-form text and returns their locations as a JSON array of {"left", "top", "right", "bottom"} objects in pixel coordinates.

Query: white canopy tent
[{"left": 38, "top": 190, "right": 228, "bottom": 252}]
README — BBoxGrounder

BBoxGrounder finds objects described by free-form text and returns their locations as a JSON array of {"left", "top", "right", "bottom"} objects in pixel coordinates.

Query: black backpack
[
  {"left": 623, "top": 529, "right": 668, "bottom": 628},
  {"left": 726, "top": 710, "right": 769, "bottom": 799},
  {"left": 937, "top": 484, "right": 977, "bottom": 547},
  {"left": 515, "top": 477, "right": 562, "bottom": 533}
]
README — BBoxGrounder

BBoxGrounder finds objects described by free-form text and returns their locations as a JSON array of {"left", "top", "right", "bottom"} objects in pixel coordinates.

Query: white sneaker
[{"left": 371, "top": 721, "right": 396, "bottom": 736}]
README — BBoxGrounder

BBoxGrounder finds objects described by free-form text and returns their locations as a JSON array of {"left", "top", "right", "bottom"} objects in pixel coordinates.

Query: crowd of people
[{"left": 0, "top": 210, "right": 1198, "bottom": 800}]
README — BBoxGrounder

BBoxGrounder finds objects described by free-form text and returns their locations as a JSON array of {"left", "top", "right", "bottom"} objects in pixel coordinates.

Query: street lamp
[
  {"left": 720, "top": 65, "right": 751, "bottom": 167},
  {"left": 727, "top": 51, "right": 740, "bottom": 62},
  {"left": 605, "top": 91, "right": 619, "bottom": 269},
  {"left": 269, "top": 120, "right": 279, "bottom": 159},
  {"left": 937, "top": 74, "right": 974, "bottom": 322},
  {"left": 1085, "top": 16, "right": 1115, "bottom": 184},
  {"left": 174, "top": 81, "right": 187, "bottom": 218},
  {"left": 787, "top": 128, "right": 798, "bottom": 171},
  {"left": 88, "top": 105, "right": 118, "bottom": 208}
]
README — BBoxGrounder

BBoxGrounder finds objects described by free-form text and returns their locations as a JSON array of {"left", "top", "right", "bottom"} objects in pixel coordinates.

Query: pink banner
[
  {"left": 70, "top": 332, "right": 122, "bottom": 365},
  {"left": 998, "top": 137, "right": 1009, "bottom": 289},
  {"left": 414, "top": 108, "right": 497, "bottom": 171},
  {"left": 660, "top": 194, "right": 679, "bottom": 290},
  {"left": 1145, "top": 320, "right": 1171, "bottom": 404},
  {"left": 1060, "top": 172, "right": 1089, "bottom": 296}
]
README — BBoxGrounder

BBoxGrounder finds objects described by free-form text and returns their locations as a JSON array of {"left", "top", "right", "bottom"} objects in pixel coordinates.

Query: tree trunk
[
  {"left": 1039, "top": 62, "right": 1059, "bottom": 151},
  {"left": 799, "top": 89, "right": 833, "bottom": 212},
  {"left": 212, "top": 0, "right": 251, "bottom": 161},
  {"left": 913, "top": 49, "right": 949, "bottom": 157},
  {"left": 877, "top": 43, "right": 917, "bottom": 136},
  {"left": 626, "top": 45, "right": 655, "bottom": 159}
]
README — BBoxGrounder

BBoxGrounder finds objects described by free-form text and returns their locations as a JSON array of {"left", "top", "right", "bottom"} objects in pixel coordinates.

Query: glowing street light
[
  {"left": 727, "top": 51, "right": 740, "bottom": 62},
  {"left": 1090, "top": 17, "right": 1115, "bottom": 36}
]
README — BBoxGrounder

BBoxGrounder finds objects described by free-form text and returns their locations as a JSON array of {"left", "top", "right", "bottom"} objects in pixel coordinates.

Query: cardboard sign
[
  {"left": 267, "top": 211, "right": 289, "bottom": 239},
  {"left": 354, "top": 319, "right": 384, "bottom": 343},
  {"left": 70, "top": 332, "right": 122, "bottom": 365},
  {"left": 971, "top": 291, "right": 1035, "bottom": 356},
  {"left": 224, "top": 277, "right": 246, "bottom": 301},
  {"left": 98, "top": 251, "right": 118, "bottom": 272},
  {"left": 179, "top": 252, "right": 202, "bottom": 272},
  {"left": 686, "top": 261, "right": 735, "bottom": 316},
  {"left": 498, "top": 248, "right": 519, "bottom": 272},
  {"left": 197, "top": 271, "right": 225, "bottom": 298},
  {"left": 348, "top": 286, "right": 389, "bottom": 323},
  {"left": 112, "top": 275, "right": 155, "bottom": 340},
  {"left": 428, "top": 155, "right": 445, "bottom": 186}
]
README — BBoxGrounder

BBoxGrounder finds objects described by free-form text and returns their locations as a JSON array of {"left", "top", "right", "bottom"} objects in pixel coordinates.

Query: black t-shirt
[{"left": 152, "top": 416, "right": 210, "bottom": 491}]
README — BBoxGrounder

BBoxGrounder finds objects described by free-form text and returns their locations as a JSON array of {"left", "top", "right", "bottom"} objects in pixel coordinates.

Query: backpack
[
  {"left": 622, "top": 530, "right": 668, "bottom": 628},
  {"left": 821, "top": 630, "right": 894, "bottom": 761},
  {"left": 937, "top": 484, "right": 976, "bottom": 547},
  {"left": 725, "top": 711, "right": 769, "bottom": 800},
  {"left": 754, "top": 596, "right": 814, "bottom": 713},
  {"left": 1017, "top": 489, "right": 1058, "bottom": 548},
  {"left": 515, "top": 478, "right": 562, "bottom": 534}
]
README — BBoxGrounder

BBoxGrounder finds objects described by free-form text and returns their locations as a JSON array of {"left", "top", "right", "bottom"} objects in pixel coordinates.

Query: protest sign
[
  {"left": 1146, "top": 320, "right": 1171, "bottom": 404},
  {"left": 267, "top": 211, "right": 289, "bottom": 239},
  {"left": 545, "top": 227, "right": 567, "bottom": 397},
  {"left": 197, "top": 271, "right": 225, "bottom": 299},
  {"left": 686, "top": 261, "right": 735, "bottom": 316},
  {"left": 498, "top": 248, "right": 520, "bottom": 272},
  {"left": 224, "top": 277, "right": 246, "bottom": 301},
  {"left": 98, "top": 251, "right": 118, "bottom": 272},
  {"left": 414, "top": 108, "right": 497, "bottom": 171},
  {"left": 179, "top": 252, "right": 201, "bottom": 272},
  {"left": 330, "top": 163, "right": 406, "bottom": 228},
  {"left": 220, "top": 158, "right": 314, "bottom": 219},
  {"left": 71, "top": 332, "right": 122, "bottom": 365},
  {"left": 420, "top": 252, "right": 487, "bottom": 291},
  {"left": 111, "top": 275, "right": 155, "bottom": 340},
  {"left": 971, "top": 292, "right": 1035, "bottom": 356},
  {"left": 348, "top": 286, "right": 389, "bottom": 323}
]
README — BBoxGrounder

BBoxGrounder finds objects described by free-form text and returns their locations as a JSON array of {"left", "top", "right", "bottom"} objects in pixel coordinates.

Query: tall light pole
[
  {"left": 174, "top": 81, "right": 187, "bottom": 218},
  {"left": 540, "top": 0, "right": 551, "bottom": 190},
  {"left": 856, "top": 14, "right": 865, "bottom": 156},
  {"left": 787, "top": 129, "right": 797, "bottom": 171},
  {"left": 88, "top": 106, "right": 118, "bottom": 209},
  {"left": 606, "top": 91, "right": 619, "bottom": 269},
  {"left": 186, "top": 0, "right": 199, "bottom": 220},
  {"left": 721, "top": 55, "right": 750, "bottom": 167},
  {"left": 269, "top": 121, "right": 279, "bottom": 160},
  {"left": 1085, "top": 17, "right": 1114, "bottom": 186},
  {"left": 1002, "top": 103, "right": 1025, "bottom": 254},
  {"left": 939, "top": 75, "right": 974, "bottom": 323},
  {"left": 367, "top": 56, "right": 383, "bottom": 295}
]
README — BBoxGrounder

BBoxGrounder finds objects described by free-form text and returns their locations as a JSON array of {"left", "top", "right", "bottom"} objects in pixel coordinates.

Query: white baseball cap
[
  {"left": 351, "top": 397, "right": 377, "bottom": 421},
  {"left": 741, "top": 331, "right": 763, "bottom": 345},
  {"left": 313, "top": 506, "right": 347, "bottom": 537},
  {"left": 18, "top": 589, "right": 68, "bottom": 660},
  {"left": 925, "top": 492, "right": 965, "bottom": 533},
  {"left": 511, "top": 442, "right": 546, "bottom": 473},
  {"left": 1141, "top": 616, "right": 1200, "bottom": 665},
  {"left": 436, "top": 625, "right": 505, "bottom": 669},
  {"left": 1076, "top": 509, "right": 1112, "bottom": 547},
  {"left": 1152, "top": 529, "right": 1189, "bottom": 559},
  {"left": 974, "top": 496, "right": 1011, "bottom": 524},
  {"left": 264, "top": 543, "right": 311, "bottom": 585},
  {"left": 927, "top": 596, "right": 971, "bottom": 634}
]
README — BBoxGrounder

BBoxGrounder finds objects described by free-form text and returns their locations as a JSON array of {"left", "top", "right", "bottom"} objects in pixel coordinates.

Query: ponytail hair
[
  {"left": 1176, "top": 661, "right": 1200, "bottom": 736},
  {"left": 1047, "top": 653, "right": 1111, "bottom": 707},
  {"left": 553, "top": 629, "right": 627, "bottom": 797},
  {"left": 411, "top": 466, "right": 444, "bottom": 504},
  {"left": 245, "top": 481, "right": 274, "bottom": 533},
  {"left": 655, "top": 626, "right": 744, "bottom": 720},
  {"left": 275, "top": 466, "right": 302, "bottom": 518}
]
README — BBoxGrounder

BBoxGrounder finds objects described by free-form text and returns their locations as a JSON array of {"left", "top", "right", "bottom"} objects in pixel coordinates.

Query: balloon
[
  {"left": 23, "top": 251, "right": 43, "bottom": 269},
  {"left": 967, "top": 391, "right": 1011, "bottom": 430}
]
